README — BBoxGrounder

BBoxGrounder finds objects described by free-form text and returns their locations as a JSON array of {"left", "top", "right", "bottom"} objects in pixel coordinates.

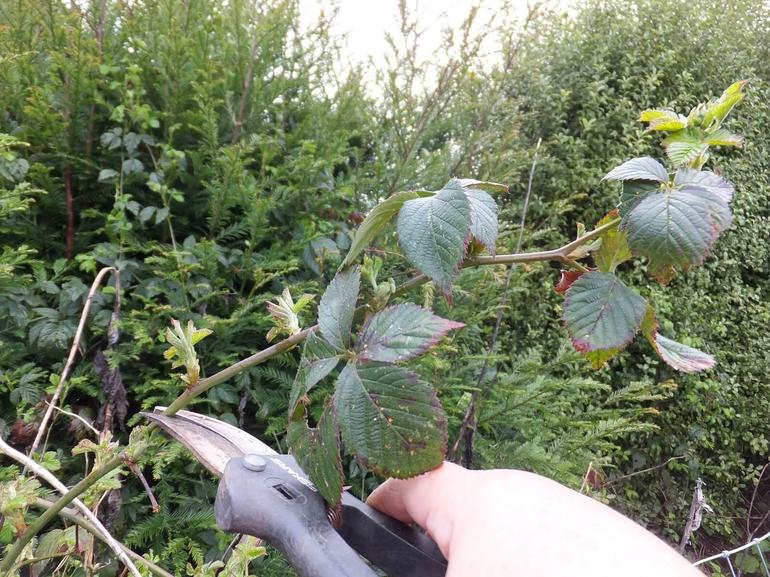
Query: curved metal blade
[{"left": 143, "top": 407, "right": 277, "bottom": 477}]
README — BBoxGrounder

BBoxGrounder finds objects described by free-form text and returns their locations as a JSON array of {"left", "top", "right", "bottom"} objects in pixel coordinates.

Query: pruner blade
[{"left": 142, "top": 407, "right": 276, "bottom": 477}]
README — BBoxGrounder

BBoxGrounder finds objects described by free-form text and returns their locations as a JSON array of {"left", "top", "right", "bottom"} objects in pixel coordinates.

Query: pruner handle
[
  {"left": 215, "top": 455, "right": 448, "bottom": 577},
  {"left": 338, "top": 491, "right": 447, "bottom": 577},
  {"left": 215, "top": 455, "right": 377, "bottom": 577}
]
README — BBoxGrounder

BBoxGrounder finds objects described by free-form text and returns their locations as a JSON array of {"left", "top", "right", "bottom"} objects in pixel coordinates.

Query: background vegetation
[{"left": 1, "top": 0, "right": 769, "bottom": 574}]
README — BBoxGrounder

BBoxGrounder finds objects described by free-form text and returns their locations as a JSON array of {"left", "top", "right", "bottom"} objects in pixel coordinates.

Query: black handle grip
[
  {"left": 215, "top": 456, "right": 377, "bottom": 577},
  {"left": 338, "top": 492, "right": 447, "bottom": 577}
]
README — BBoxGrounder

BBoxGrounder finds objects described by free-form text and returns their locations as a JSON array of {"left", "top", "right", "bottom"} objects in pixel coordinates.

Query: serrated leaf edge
[{"left": 356, "top": 303, "right": 465, "bottom": 363}]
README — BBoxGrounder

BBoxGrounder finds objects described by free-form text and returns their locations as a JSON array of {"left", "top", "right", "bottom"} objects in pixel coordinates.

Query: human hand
[{"left": 367, "top": 462, "right": 702, "bottom": 577}]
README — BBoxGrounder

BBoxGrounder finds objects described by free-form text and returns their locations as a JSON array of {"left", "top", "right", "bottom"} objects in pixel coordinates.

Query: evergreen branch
[{"left": 451, "top": 137, "right": 541, "bottom": 465}]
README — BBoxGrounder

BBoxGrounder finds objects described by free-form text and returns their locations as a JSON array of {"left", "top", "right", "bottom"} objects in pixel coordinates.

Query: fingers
[
  {"left": 366, "top": 461, "right": 470, "bottom": 557},
  {"left": 365, "top": 477, "right": 415, "bottom": 524}
]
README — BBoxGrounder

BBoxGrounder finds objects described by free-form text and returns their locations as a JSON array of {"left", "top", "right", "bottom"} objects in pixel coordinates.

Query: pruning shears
[{"left": 143, "top": 409, "right": 447, "bottom": 577}]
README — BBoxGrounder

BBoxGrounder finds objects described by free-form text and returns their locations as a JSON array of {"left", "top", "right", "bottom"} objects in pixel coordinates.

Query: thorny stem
[
  {"left": 0, "top": 216, "right": 621, "bottom": 570},
  {"left": 395, "top": 216, "right": 620, "bottom": 297},
  {"left": 163, "top": 327, "right": 314, "bottom": 416},
  {"left": 34, "top": 499, "right": 175, "bottom": 577},
  {"left": 128, "top": 462, "right": 160, "bottom": 513}
]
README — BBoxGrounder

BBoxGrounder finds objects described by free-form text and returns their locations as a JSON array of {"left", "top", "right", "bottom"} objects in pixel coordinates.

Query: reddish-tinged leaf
[
  {"left": 563, "top": 271, "right": 647, "bottom": 353},
  {"left": 674, "top": 169, "right": 733, "bottom": 233},
  {"left": 357, "top": 304, "right": 464, "bottom": 363},
  {"left": 623, "top": 191, "right": 718, "bottom": 285},
  {"left": 653, "top": 335, "right": 716, "bottom": 373},
  {"left": 333, "top": 362, "right": 447, "bottom": 478},
  {"left": 555, "top": 270, "right": 584, "bottom": 294},
  {"left": 640, "top": 306, "right": 716, "bottom": 373}
]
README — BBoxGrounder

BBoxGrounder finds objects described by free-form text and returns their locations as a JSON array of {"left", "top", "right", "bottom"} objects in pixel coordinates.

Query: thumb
[{"left": 366, "top": 461, "right": 470, "bottom": 557}]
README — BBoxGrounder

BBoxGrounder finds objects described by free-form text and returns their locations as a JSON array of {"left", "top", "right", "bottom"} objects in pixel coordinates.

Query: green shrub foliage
[{"left": 1, "top": 0, "right": 769, "bottom": 573}]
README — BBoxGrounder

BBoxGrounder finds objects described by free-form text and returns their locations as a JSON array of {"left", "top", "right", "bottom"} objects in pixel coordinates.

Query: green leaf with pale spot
[
  {"left": 357, "top": 304, "right": 464, "bottom": 363},
  {"left": 333, "top": 362, "right": 446, "bottom": 478},
  {"left": 563, "top": 271, "right": 647, "bottom": 353},
  {"left": 287, "top": 406, "right": 344, "bottom": 507},
  {"left": 623, "top": 191, "right": 717, "bottom": 284},
  {"left": 397, "top": 179, "right": 471, "bottom": 294},
  {"left": 288, "top": 331, "right": 341, "bottom": 416},
  {"left": 318, "top": 267, "right": 360, "bottom": 350},
  {"left": 341, "top": 190, "right": 433, "bottom": 269}
]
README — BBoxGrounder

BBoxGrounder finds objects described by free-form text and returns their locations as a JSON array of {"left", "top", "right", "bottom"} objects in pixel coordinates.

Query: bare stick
[
  {"left": 28, "top": 267, "right": 118, "bottom": 457},
  {"left": 746, "top": 462, "right": 770, "bottom": 541},
  {"left": 0, "top": 437, "right": 141, "bottom": 577},
  {"left": 128, "top": 462, "right": 160, "bottom": 513},
  {"left": 579, "top": 461, "right": 594, "bottom": 494},
  {"left": 44, "top": 401, "right": 100, "bottom": 437},
  {"left": 678, "top": 478, "right": 712, "bottom": 553},
  {"left": 34, "top": 499, "right": 174, "bottom": 577},
  {"left": 603, "top": 456, "right": 684, "bottom": 487}
]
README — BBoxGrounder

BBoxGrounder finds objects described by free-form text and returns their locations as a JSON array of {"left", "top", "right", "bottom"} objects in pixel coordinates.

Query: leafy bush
[
  {"left": 1, "top": 0, "right": 769, "bottom": 574},
  {"left": 496, "top": 0, "right": 770, "bottom": 549}
]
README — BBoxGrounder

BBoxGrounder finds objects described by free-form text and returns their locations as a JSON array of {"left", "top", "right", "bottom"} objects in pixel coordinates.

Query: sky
[{"left": 298, "top": 0, "right": 538, "bottom": 68}]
